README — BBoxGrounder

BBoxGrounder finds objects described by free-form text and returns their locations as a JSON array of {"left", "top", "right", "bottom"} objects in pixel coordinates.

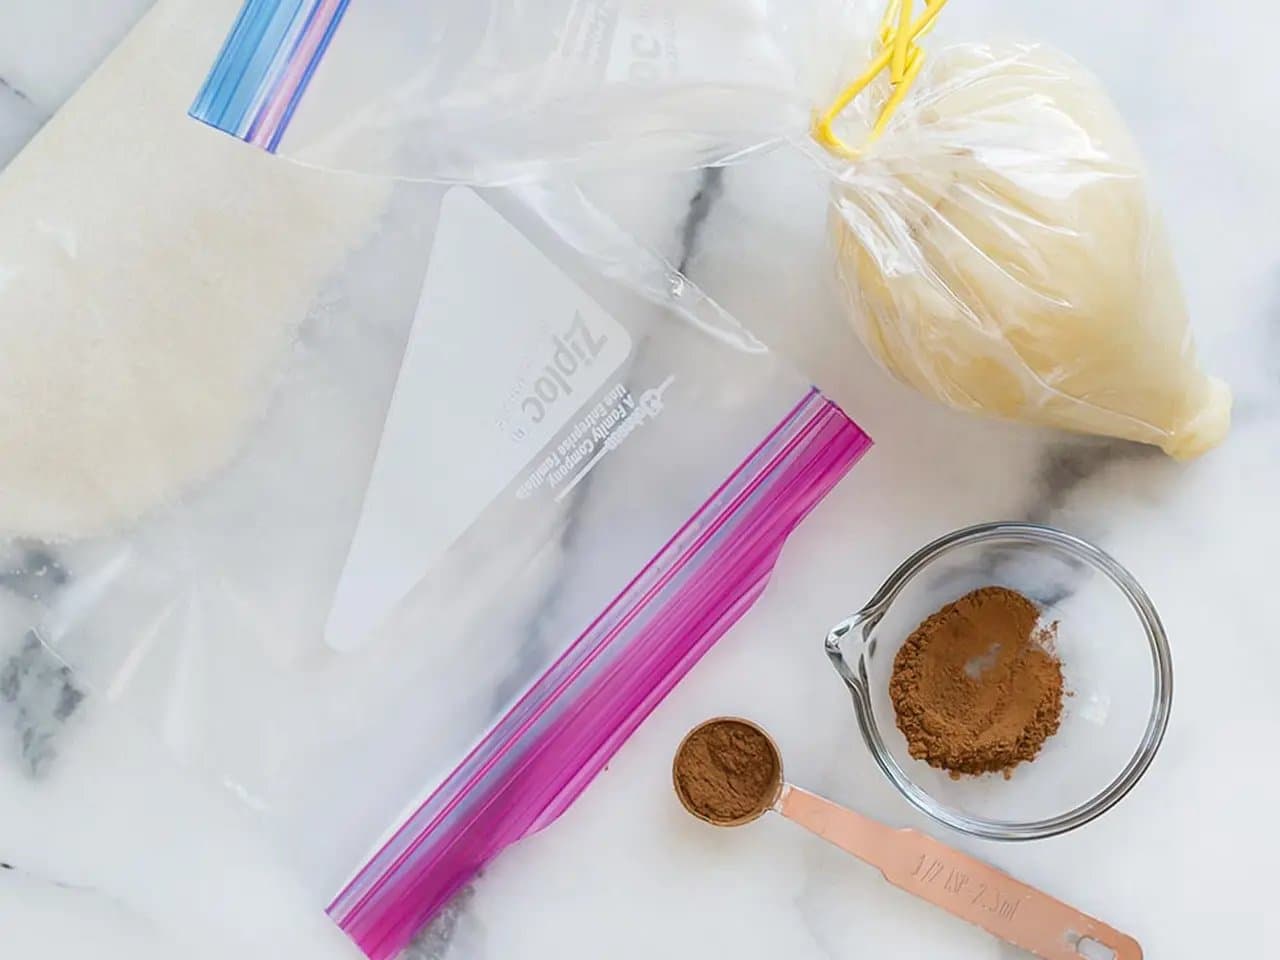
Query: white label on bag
[{"left": 325, "top": 188, "right": 631, "bottom": 652}]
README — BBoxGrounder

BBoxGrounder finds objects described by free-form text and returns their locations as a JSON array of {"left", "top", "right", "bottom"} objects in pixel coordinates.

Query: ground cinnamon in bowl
[{"left": 889, "top": 586, "right": 1064, "bottom": 779}]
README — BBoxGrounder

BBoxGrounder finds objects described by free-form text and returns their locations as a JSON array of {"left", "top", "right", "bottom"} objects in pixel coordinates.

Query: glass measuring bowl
[{"left": 826, "top": 523, "right": 1172, "bottom": 840}]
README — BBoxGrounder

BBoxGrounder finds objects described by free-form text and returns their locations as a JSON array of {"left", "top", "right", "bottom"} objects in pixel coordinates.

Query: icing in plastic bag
[
  {"left": 826, "top": 42, "right": 1231, "bottom": 459},
  {"left": 193, "top": 0, "right": 1230, "bottom": 457},
  {"left": 7, "top": 3, "right": 868, "bottom": 958}
]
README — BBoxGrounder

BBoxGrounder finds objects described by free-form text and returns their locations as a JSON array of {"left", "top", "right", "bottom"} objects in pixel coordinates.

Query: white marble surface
[{"left": 3, "top": 2, "right": 1279, "bottom": 958}]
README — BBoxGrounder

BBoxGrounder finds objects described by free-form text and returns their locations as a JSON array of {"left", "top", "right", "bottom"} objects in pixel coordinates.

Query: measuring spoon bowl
[{"left": 673, "top": 718, "right": 1143, "bottom": 960}]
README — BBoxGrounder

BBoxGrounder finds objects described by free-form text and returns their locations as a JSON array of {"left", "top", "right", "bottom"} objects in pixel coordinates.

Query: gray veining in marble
[
  {"left": 1, "top": 544, "right": 70, "bottom": 602},
  {"left": 1, "top": 538, "right": 81, "bottom": 779},
  {"left": 0, "top": 75, "right": 33, "bottom": 104},
  {"left": 677, "top": 168, "right": 725, "bottom": 276},
  {"left": 0, "top": 75, "right": 46, "bottom": 167},
  {"left": 0, "top": 631, "right": 85, "bottom": 777},
  {"left": 1024, "top": 439, "right": 1163, "bottom": 528},
  {"left": 404, "top": 884, "right": 477, "bottom": 960}
]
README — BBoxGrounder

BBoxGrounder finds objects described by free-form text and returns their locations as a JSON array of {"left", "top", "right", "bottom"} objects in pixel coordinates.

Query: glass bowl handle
[
  {"left": 824, "top": 614, "right": 867, "bottom": 693},
  {"left": 824, "top": 612, "right": 888, "bottom": 763}
]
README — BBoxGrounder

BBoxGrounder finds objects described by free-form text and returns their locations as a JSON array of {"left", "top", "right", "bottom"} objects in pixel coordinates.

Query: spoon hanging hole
[{"left": 1076, "top": 937, "right": 1118, "bottom": 960}]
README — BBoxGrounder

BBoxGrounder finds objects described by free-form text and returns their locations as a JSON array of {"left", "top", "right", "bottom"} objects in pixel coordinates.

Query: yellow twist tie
[{"left": 812, "top": 0, "right": 949, "bottom": 158}]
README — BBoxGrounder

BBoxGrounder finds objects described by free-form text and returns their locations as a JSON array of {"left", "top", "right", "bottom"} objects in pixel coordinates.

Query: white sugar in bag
[
  {"left": 10, "top": 6, "right": 870, "bottom": 960},
  {"left": 0, "top": 0, "right": 385, "bottom": 539}
]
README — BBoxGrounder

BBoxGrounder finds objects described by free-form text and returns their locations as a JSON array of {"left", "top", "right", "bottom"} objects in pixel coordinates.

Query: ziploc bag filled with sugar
[
  {"left": 71, "top": 183, "right": 869, "bottom": 954},
  {"left": 10, "top": 5, "right": 870, "bottom": 959}
]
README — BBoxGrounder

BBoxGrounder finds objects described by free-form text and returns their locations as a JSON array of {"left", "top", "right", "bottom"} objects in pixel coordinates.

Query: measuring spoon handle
[{"left": 778, "top": 786, "right": 1142, "bottom": 960}]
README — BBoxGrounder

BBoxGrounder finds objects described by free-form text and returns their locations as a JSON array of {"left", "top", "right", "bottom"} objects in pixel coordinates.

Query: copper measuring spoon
[{"left": 673, "top": 718, "right": 1141, "bottom": 960}]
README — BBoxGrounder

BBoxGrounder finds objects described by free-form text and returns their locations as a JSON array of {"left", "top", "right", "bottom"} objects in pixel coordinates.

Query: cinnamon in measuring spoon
[
  {"left": 889, "top": 586, "right": 1064, "bottom": 779},
  {"left": 672, "top": 719, "right": 781, "bottom": 823}
]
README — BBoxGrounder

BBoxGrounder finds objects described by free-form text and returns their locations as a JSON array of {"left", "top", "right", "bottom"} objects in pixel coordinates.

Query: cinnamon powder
[
  {"left": 889, "top": 587, "right": 1063, "bottom": 779},
  {"left": 673, "top": 719, "right": 781, "bottom": 823}
]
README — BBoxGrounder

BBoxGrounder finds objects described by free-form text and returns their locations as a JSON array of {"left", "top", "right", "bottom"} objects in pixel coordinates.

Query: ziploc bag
[
  {"left": 12, "top": 4, "right": 869, "bottom": 958},
  {"left": 191, "top": 0, "right": 1230, "bottom": 458}
]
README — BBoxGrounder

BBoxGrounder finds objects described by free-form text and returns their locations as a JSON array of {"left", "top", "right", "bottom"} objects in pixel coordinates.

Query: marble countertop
[{"left": 3, "top": 2, "right": 1278, "bottom": 958}]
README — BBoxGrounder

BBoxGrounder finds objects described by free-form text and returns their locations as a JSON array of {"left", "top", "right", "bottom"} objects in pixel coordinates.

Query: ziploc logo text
[{"left": 517, "top": 312, "right": 612, "bottom": 430}]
